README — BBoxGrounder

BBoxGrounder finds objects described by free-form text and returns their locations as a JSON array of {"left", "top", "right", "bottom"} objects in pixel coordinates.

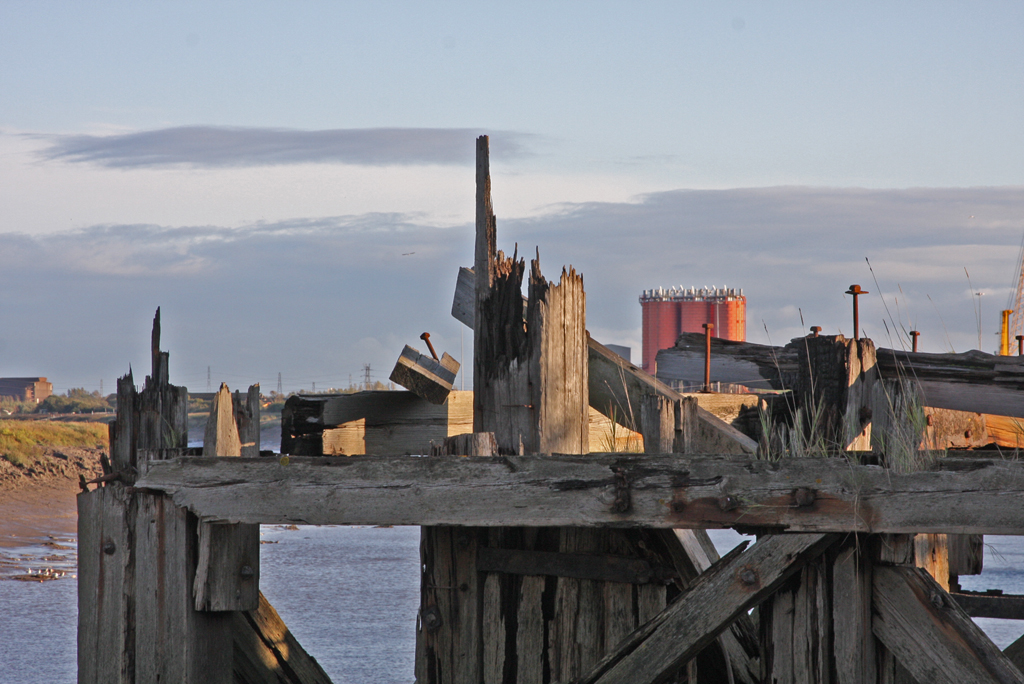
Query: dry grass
[{"left": 0, "top": 420, "right": 108, "bottom": 467}]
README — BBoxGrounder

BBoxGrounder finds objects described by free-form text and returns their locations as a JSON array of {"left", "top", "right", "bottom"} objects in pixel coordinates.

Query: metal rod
[
  {"left": 810, "top": 326, "right": 821, "bottom": 338},
  {"left": 420, "top": 332, "right": 439, "bottom": 361},
  {"left": 1017, "top": 335, "right": 1023, "bottom": 356},
  {"left": 703, "top": 323, "right": 714, "bottom": 392},
  {"left": 845, "top": 285, "right": 868, "bottom": 340},
  {"left": 910, "top": 330, "right": 920, "bottom": 353}
]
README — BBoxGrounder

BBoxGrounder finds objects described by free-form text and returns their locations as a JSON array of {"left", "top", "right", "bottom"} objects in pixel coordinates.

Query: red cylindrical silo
[{"left": 640, "top": 286, "right": 746, "bottom": 373}]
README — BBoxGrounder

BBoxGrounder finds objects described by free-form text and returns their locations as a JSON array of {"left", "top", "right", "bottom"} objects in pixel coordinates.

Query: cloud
[
  {"left": 35, "top": 126, "right": 534, "bottom": 168},
  {"left": 3, "top": 185, "right": 1024, "bottom": 396}
]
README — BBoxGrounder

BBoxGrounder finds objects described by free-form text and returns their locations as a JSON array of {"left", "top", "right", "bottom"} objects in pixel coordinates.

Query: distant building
[
  {"left": 0, "top": 377, "right": 53, "bottom": 403},
  {"left": 605, "top": 345, "right": 631, "bottom": 364},
  {"left": 640, "top": 286, "right": 746, "bottom": 373}
]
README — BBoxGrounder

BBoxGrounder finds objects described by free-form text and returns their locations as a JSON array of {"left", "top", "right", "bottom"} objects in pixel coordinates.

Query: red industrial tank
[{"left": 640, "top": 286, "right": 746, "bottom": 373}]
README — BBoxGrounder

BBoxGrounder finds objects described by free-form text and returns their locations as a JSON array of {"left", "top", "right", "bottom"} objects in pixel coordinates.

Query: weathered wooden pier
[{"left": 80, "top": 137, "right": 1024, "bottom": 683}]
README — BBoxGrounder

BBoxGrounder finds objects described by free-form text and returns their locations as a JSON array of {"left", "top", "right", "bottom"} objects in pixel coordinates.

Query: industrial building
[
  {"left": 640, "top": 286, "right": 746, "bottom": 373},
  {"left": 0, "top": 377, "right": 53, "bottom": 403}
]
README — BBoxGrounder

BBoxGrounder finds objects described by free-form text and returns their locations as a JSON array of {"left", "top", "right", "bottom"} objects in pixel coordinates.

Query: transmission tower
[
  {"left": 277, "top": 372, "right": 282, "bottom": 395},
  {"left": 207, "top": 366, "right": 211, "bottom": 391},
  {"left": 363, "top": 364, "right": 372, "bottom": 390}
]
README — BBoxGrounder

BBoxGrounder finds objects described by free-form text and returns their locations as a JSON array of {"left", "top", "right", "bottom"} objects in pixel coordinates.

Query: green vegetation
[
  {"left": 37, "top": 388, "right": 113, "bottom": 415},
  {"left": 0, "top": 420, "right": 108, "bottom": 467}
]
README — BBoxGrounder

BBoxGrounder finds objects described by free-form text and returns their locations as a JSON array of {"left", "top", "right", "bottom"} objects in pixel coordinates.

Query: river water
[{"left": 1, "top": 527, "right": 1022, "bottom": 684}]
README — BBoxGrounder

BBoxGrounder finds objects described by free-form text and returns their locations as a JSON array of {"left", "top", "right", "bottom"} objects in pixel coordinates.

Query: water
[{"left": 2, "top": 529, "right": 1024, "bottom": 683}]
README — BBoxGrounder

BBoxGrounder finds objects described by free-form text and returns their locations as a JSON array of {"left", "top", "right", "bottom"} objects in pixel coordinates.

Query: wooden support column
[
  {"left": 78, "top": 309, "right": 236, "bottom": 684},
  {"left": 832, "top": 541, "right": 877, "bottom": 684}
]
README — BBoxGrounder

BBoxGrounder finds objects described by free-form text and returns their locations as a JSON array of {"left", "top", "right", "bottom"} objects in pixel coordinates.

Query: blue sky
[{"left": 2, "top": 3, "right": 1024, "bottom": 394}]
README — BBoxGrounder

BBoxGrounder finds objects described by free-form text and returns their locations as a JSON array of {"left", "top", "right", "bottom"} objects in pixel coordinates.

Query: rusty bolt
[
  {"left": 419, "top": 332, "right": 439, "bottom": 361},
  {"left": 718, "top": 494, "right": 739, "bottom": 512},
  {"left": 240, "top": 565, "right": 255, "bottom": 578},
  {"left": 739, "top": 568, "right": 758, "bottom": 586},
  {"left": 910, "top": 330, "right": 921, "bottom": 353},
  {"left": 422, "top": 605, "right": 443, "bottom": 633},
  {"left": 103, "top": 541, "right": 116, "bottom": 555},
  {"left": 845, "top": 285, "right": 869, "bottom": 340},
  {"left": 670, "top": 500, "right": 686, "bottom": 513},
  {"left": 810, "top": 326, "right": 822, "bottom": 337},
  {"left": 930, "top": 592, "right": 944, "bottom": 609},
  {"left": 793, "top": 488, "right": 816, "bottom": 508}
]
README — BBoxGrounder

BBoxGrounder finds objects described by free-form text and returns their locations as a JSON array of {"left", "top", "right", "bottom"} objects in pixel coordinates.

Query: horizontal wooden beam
[
  {"left": 952, "top": 592, "right": 1024, "bottom": 620},
  {"left": 136, "top": 454, "right": 1024, "bottom": 533},
  {"left": 577, "top": 533, "right": 837, "bottom": 684},
  {"left": 657, "top": 332, "right": 1024, "bottom": 418},
  {"left": 476, "top": 547, "right": 674, "bottom": 584}
]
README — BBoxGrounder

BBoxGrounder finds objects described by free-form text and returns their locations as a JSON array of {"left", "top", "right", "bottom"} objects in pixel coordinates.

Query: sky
[{"left": 2, "top": 2, "right": 1024, "bottom": 395}]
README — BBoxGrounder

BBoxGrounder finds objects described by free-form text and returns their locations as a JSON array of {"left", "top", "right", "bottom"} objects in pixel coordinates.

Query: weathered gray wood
[
  {"left": 1005, "top": 634, "right": 1024, "bottom": 673},
  {"left": 659, "top": 332, "right": 1024, "bottom": 419},
  {"left": 232, "top": 591, "right": 334, "bottom": 684},
  {"left": 482, "top": 572, "right": 505, "bottom": 684},
  {"left": 516, "top": 575, "right": 546, "bottom": 684},
  {"left": 832, "top": 543, "right": 876, "bottom": 684},
  {"left": 476, "top": 546, "right": 670, "bottom": 584},
  {"left": 135, "top": 492, "right": 233, "bottom": 683},
  {"left": 430, "top": 431, "right": 498, "bottom": 457},
  {"left": 284, "top": 390, "right": 473, "bottom": 455},
  {"left": 451, "top": 264, "right": 758, "bottom": 454},
  {"left": 138, "top": 454, "right": 1024, "bottom": 534},
  {"left": 110, "top": 371, "right": 136, "bottom": 475},
  {"left": 389, "top": 345, "right": 460, "bottom": 405},
  {"left": 77, "top": 485, "right": 133, "bottom": 684},
  {"left": 640, "top": 394, "right": 675, "bottom": 453},
  {"left": 194, "top": 521, "right": 260, "bottom": 612},
  {"left": 234, "top": 384, "right": 261, "bottom": 457},
  {"left": 949, "top": 533, "right": 984, "bottom": 576},
  {"left": 577, "top": 533, "right": 837, "bottom": 684},
  {"left": 872, "top": 565, "right": 1024, "bottom": 684},
  {"left": 951, "top": 592, "right": 1024, "bottom": 619}
]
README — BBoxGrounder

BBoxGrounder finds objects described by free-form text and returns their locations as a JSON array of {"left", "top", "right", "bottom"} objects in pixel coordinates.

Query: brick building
[{"left": 0, "top": 377, "right": 53, "bottom": 403}]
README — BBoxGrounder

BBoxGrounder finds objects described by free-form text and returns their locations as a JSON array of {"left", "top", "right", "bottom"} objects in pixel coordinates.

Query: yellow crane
[{"left": 1004, "top": 232, "right": 1024, "bottom": 355}]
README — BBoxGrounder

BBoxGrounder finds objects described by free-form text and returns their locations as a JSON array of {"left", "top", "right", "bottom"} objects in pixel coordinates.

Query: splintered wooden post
[
  {"left": 196, "top": 382, "right": 260, "bottom": 612},
  {"left": 832, "top": 541, "right": 876, "bottom": 684}
]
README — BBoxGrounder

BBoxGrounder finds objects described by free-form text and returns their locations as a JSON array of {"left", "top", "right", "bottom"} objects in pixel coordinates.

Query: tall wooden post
[{"left": 79, "top": 309, "right": 236, "bottom": 683}]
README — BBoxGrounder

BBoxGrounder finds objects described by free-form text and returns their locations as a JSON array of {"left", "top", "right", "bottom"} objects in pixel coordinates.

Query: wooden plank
[
  {"left": 659, "top": 331, "right": 1024, "bottom": 419},
  {"left": 389, "top": 345, "right": 459, "bottom": 405},
  {"left": 915, "top": 533, "right": 950, "bottom": 590},
  {"left": 832, "top": 543, "right": 876, "bottom": 684},
  {"left": 949, "top": 533, "right": 984, "bottom": 576},
  {"left": 482, "top": 573, "right": 506, "bottom": 684},
  {"left": 194, "top": 522, "right": 260, "bottom": 612},
  {"left": 516, "top": 575, "right": 546, "bottom": 684},
  {"left": 232, "top": 591, "right": 334, "bottom": 684},
  {"left": 640, "top": 394, "right": 675, "bottom": 453},
  {"left": 77, "top": 486, "right": 132, "bottom": 684},
  {"left": 951, "top": 592, "right": 1024, "bottom": 619},
  {"left": 138, "top": 454, "right": 1024, "bottom": 534},
  {"left": 476, "top": 546, "right": 669, "bottom": 584},
  {"left": 872, "top": 565, "right": 1024, "bottom": 684},
  {"left": 1005, "top": 634, "right": 1024, "bottom": 673},
  {"left": 431, "top": 431, "right": 498, "bottom": 457},
  {"left": 577, "top": 533, "right": 837, "bottom": 684},
  {"left": 235, "top": 384, "right": 261, "bottom": 457},
  {"left": 134, "top": 492, "right": 233, "bottom": 683}
]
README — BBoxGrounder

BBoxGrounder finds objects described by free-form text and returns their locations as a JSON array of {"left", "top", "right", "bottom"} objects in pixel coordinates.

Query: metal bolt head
[
  {"left": 739, "top": 568, "right": 758, "bottom": 586},
  {"left": 810, "top": 326, "right": 822, "bottom": 337},
  {"left": 718, "top": 495, "right": 739, "bottom": 512},
  {"left": 846, "top": 284, "right": 868, "bottom": 296},
  {"left": 930, "top": 592, "right": 944, "bottom": 609},
  {"left": 793, "top": 488, "right": 816, "bottom": 508},
  {"left": 422, "top": 605, "right": 443, "bottom": 633},
  {"left": 240, "top": 565, "right": 255, "bottom": 578},
  {"left": 103, "top": 540, "right": 116, "bottom": 555}
]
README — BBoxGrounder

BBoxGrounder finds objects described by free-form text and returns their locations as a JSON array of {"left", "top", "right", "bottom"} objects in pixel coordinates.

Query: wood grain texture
[
  {"left": 832, "top": 543, "right": 876, "bottom": 684},
  {"left": 204, "top": 383, "right": 241, "bottom": 457},
  {"left": 872, "top": 565, "right": 1024, "bottom": 684},
  {"left": 134, "top": 492, "right": 233, "bottom": 683},
  {"left": 232, "top": 591, "right": 334, "bottom": 684},
  {"left": 389, "top": 345, "right": 459, "bottom": 405},
  {"left": 138, "top": 454, "right": 1024, "bottom": 534},
  {"left": 194, "top": 521, "right": 260, "bottom": 612},
  {"left": 77, "top": 486, "right": 133, "bottom": 684},
  {"left": 659, "top": 332, "right": 1024, "bottom": 419},
  {"left": 577, "top": 533, "right": 837, "bottom": 684}
]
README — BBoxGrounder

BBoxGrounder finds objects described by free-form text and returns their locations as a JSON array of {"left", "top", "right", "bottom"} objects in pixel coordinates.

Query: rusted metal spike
[
  {"left": 419, "top": 332, "right": 439, "bottom": 361},
  {"left": 845, "top": 285, "right": 869, "bottom": 340}
]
